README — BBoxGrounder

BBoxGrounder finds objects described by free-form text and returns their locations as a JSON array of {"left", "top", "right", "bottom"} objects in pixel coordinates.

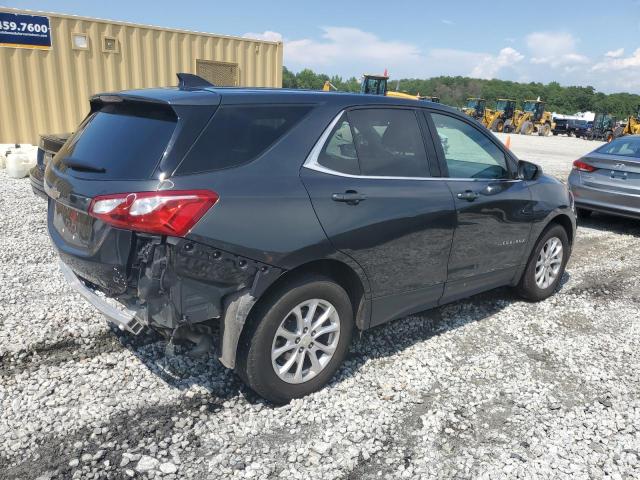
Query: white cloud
[
  {"left": 605, "top": 47, "right": 625, "bottom": 58},
  {"left": 285, "top": 27, "right": 421, "bottom": 67},
  {"left": 593, "top": 48, "right": 640, "bottom": 71},
  {"left": 470, "top": 47, "right": 524, "bottom": 79},
  {"left": 441, "top": 19, "right": 454, "bottom": 25},
  {"left": 526, "top": 32, "right": 589, "bottom": 67},
  {"left": 282, "top": 27, "right": 518, "bottom": 81},
  {"left": 242, "top": 30, "right": 283, "bottom": 42}
]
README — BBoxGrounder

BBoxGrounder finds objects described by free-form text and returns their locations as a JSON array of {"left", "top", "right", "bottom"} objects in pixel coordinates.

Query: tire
[
  {"left": 516, "top": 224, "right": 570, "bottom": 302},
  {"left": 236, "top": 275, "right": 354, "bottom": 403},
  {"left": 613, "top": 126, "right": 624, "bottom": 138},
  {"left": 576, "top": 207, "right": 592, "bottom": 220},
  {"left": 538, "top": 123, "right": 551, "bottom": 136},
  {"left": 490, "top": 119, "right": 504, "bottom": 132},
  {"left": 520, "top": 121, "right": 533, "bottom": 135},
  {"left": 552, "top": 132, "right": 558, "bottom": 136}
]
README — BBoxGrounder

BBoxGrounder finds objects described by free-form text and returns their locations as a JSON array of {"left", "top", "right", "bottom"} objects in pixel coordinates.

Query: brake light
[
  {"left": 88, "top": 190, "right": 218, "bottom": 236},
  {"left": 572, "top": 160, "right": 596, "bottom": 172}
]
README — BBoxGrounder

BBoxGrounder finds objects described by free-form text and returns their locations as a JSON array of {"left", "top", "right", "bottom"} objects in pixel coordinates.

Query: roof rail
[{"left": 177, "top": 73, "right": 214, "bottom": 90}]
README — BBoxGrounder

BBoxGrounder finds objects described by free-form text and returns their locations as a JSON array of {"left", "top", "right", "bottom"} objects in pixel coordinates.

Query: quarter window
[
  {"left": 431, "top": 113, "right": 509, "bottom": 179},
  {"left": 317, "top": 113, "right": 360, "bottom": 175},
  {"left": 348, "top": 109, "right": 430, "bottom": 177}
]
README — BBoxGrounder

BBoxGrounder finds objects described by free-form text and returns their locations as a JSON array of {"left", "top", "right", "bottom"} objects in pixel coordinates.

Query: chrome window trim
[{"left": 303, "top": 110, "right": 522, "bottom": 183}]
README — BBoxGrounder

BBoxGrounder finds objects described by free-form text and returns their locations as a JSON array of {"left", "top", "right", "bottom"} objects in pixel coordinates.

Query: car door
[
  {"left": 301, "top": 107, "right": 456, "bottom": 327},
  {"left": 425, "top": 111, "right": 533, "bottom": 302}
]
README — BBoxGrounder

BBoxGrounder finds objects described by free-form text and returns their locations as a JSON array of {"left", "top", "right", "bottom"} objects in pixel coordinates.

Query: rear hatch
[{"left": 45, "top": 89, "right": 219, "bottom": 294}]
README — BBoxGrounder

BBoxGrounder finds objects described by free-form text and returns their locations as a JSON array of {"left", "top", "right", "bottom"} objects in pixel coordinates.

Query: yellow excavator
[
  {"left": 485, "top": 99, "right": 517, "bottom": 132},
  {"left": 512, "top": 100, "right": 554, "bottom": 136},
  {"left": 323, "top": 74, "right": 440, "bottom": 102}
]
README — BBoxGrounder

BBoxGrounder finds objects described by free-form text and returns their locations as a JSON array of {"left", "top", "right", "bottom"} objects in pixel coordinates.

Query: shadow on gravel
[
  {"left": 577, "top": 212, "right": 640, "bottom": 236},
  {"left": 121, "top": 276, "right": 575, "bottom": 409}
]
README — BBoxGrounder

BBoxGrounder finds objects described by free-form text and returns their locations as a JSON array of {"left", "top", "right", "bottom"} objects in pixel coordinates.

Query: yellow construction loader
[
  {"left": 616, "top": 105, "right": 640, "bottom": 137},
  {"left": 462, "top": 98, "right": 487, "bottom": 121},
  {"left": 513, "top": 100, "right": 554, "bottom": 136},
  {"left": 485, "top": 99, "right": 517, "bottom": 132},
  {"left": 323, "top": 74, "right": 440, "bottom": 102}
]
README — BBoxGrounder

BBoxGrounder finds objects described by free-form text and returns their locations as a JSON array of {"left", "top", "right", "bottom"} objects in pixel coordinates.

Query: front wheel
[
  {"left": 516, "top": 224, "right": 569, "bottom": 302},
  {"left": 236, "top": 275, "right": 353, "bottom": 403}
]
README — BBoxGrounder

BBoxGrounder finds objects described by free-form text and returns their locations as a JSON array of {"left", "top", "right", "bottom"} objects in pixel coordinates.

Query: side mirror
[{"left": 517, "top": 160, "right": 542, "bottom": 181}]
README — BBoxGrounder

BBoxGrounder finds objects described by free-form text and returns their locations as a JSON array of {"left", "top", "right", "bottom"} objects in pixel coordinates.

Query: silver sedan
[{"left": 568, "top": 135, "right": 640, "bottom": 220}]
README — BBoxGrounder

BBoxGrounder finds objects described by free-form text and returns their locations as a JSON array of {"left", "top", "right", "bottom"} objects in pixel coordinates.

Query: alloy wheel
[
  {"left": 271, "top": 299, "right": 341, "bottom": 384},
  {"left": 535, "top": 237, "right": 563, "bottom": 289}
]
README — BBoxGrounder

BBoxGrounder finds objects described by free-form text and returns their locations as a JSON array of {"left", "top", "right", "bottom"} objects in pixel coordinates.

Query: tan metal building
[{"left": 0, "top": 7, "right": 283, "bottom": 143}]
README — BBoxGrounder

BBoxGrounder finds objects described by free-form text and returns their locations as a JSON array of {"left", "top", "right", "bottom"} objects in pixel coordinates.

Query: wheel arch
[
  {"left": 547, "top": 212, "right": 575, "bottom": 246},
  {"left": 220, "top": 257, "right": 370, "bottom": 370}
]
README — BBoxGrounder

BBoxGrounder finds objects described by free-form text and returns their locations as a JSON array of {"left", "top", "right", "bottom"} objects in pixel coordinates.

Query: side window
[
  {"left": 176, "top": 105, "right": 311, "bottom": 174},
  {"left": 318, "top": 113, "right": 360, "bottom": 175},
  {"left": 431, "top": 113, "right": 509, "bottom": 179},
  {"left": 347, "top": 108, "right": 430, "bottom": 177}
]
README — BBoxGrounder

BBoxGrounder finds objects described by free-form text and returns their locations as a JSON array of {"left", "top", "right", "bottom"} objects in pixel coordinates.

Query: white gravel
[{"left": 1, "top": 134, "right": 639, "bottom": 479}]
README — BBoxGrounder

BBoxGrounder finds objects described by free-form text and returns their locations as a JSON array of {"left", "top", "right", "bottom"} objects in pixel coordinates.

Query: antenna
[{"left": 177, "top": 73, "right": 214, "bottom": 90}]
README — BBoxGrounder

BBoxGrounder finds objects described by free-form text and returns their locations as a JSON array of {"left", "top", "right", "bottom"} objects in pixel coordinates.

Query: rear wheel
[
  {"left": 490, "top": 119, "right": 505, "bottom": 132},
  {"left": 520, "top": 121, "right": 533, "bottom": 135},
  {"left": 538, "top": 123, "right": 551, "bottom": 136},
  {"left": 516, "top": 224, "right": 569, "bottom": 302},
  {"left": 236, "top": 275, "right": 353, "bottom": 403}
]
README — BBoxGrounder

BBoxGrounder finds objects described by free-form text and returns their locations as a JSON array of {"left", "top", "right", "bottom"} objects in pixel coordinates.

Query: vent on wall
[
  {"left": 196, "top": 60, "right": 239, "bottom": 87},
  {"left": 103, "top": 36, "right": 119, "bottom": 53}
]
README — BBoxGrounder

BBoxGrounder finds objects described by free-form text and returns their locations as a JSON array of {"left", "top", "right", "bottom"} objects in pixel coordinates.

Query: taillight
[
  {"left": 572, "top": 160, "right": 596, "bottom": 172},
  {"left": 88, "top": 190, "right": 218, "bottom": 236}
]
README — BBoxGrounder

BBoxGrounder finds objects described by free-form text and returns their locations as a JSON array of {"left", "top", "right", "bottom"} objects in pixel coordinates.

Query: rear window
[
  {"left": 597, "top": 137, "right": 640, "bottom": 158},
  {"left": 61, "top": 103, "right": 176, "bottom": 179},
  {"left": 176, "top": 105, "right": 311, "bottom": 174}
]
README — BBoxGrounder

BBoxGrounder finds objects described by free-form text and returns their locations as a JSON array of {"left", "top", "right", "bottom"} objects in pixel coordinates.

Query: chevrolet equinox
[{"left": 44, "top": 74, "right": 576, "bottom": 403}]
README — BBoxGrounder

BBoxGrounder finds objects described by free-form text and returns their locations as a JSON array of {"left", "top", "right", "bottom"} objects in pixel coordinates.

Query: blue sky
[{"left": 5, "top": 0, "right": 640, "bottom": 92}]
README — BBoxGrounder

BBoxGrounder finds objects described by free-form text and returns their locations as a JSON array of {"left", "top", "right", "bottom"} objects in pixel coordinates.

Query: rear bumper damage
[
  {"left": 60, "top": 261, "right": 145, "bottom": 335},
  {"left": 58, "top": 236, "right": 283, "bottom": 368}
]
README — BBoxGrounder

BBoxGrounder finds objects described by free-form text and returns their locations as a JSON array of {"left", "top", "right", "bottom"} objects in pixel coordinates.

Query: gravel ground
[{"left": 1, "top": 134, "right": 639, "bottom": 479}]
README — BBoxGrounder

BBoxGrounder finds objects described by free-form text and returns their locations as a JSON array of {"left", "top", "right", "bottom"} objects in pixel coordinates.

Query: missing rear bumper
[{"left": 59, "top": 261, "right": 145, "bottom": 335}]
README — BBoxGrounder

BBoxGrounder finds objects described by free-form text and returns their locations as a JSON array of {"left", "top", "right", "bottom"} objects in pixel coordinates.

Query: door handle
[
  {"left": 456, "top": 190, "right": 480, "bottom": 201},
  {"left": 332, "top": 190, "right": 367, "bottom": 205}
]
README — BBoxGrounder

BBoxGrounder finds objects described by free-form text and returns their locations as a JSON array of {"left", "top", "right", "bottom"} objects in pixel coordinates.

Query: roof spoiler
[{"left": 177, "top": 73, "right": 214, "bottom": 90}]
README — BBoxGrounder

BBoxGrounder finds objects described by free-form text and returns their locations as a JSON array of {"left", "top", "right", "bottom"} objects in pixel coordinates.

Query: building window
[
  {"left": 71, "top": 33, "right": 89, "bottom": 50},
  {"left": 102, "top": 36, "right": 119, "bottom": 53}
]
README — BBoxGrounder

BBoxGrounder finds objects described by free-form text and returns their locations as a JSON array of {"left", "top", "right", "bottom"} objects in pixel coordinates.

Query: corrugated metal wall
[{"left": 0, "top": 8, "right": 283, "bottom": 143}]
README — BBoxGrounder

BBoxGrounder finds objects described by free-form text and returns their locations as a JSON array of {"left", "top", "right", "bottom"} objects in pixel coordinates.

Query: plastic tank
[{"left": 6, "top": 147, "right": 37, "bottom": 178}]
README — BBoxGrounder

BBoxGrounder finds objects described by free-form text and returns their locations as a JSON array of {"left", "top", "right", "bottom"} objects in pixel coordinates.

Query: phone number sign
[{"left": 0, "top": 12, "right": 51, "bottom": 50}]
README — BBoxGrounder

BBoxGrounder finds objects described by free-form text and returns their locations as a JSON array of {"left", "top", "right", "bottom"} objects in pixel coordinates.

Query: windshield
[
  {"left": 466, "top": 99, "right": 480, "bottom": 109},
  {"left": 495, "top": 100, "right": 508, "bottom": 111},
  {"left": 523, "top": 102, "right": 537, "bottom": 113}
]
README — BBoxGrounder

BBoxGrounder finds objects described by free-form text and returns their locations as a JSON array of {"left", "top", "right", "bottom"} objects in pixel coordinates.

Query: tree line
[{"left": 282, "top": 67, "right": 640, "bottom": 120}]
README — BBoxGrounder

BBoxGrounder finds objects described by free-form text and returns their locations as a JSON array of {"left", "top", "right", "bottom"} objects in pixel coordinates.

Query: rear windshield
[
  {"left": 176, "top": 105, "right": 311, "bottom": 174},
  {"left": 597, "top": 137, "right": 640, "bottom": 158},
  {"left": 60, "top": 103, "right": 176, "bottom": 179}
]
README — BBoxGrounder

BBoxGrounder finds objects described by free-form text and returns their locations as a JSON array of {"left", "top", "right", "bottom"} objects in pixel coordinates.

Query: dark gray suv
[{"left": 44, "top": 76, "right": 576, "bottom": 402}]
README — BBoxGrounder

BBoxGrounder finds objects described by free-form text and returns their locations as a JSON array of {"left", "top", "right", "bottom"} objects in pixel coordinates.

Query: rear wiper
[{"left": 62, "top": 159, "right": 106, "bottom": 173}]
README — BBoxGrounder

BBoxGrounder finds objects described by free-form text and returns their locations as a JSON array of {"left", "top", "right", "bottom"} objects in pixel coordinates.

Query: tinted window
[
  {"left": 431, "top": 113, "right": 509, "bottom": 179},
  {"left": 317, "top": 113, "right": 360, "bottom": 175},
  {"left": 60, "top": 104, "right": 176, "bottom": 179},
  {"left": 348, "top": 109, "right": 429, "bottom": 177},
  {"left": 597, "top": 137, "right": 640, "bottom": 158},
  {"left": 177, "top": 105, "right": 311, "bottom": 174}
]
